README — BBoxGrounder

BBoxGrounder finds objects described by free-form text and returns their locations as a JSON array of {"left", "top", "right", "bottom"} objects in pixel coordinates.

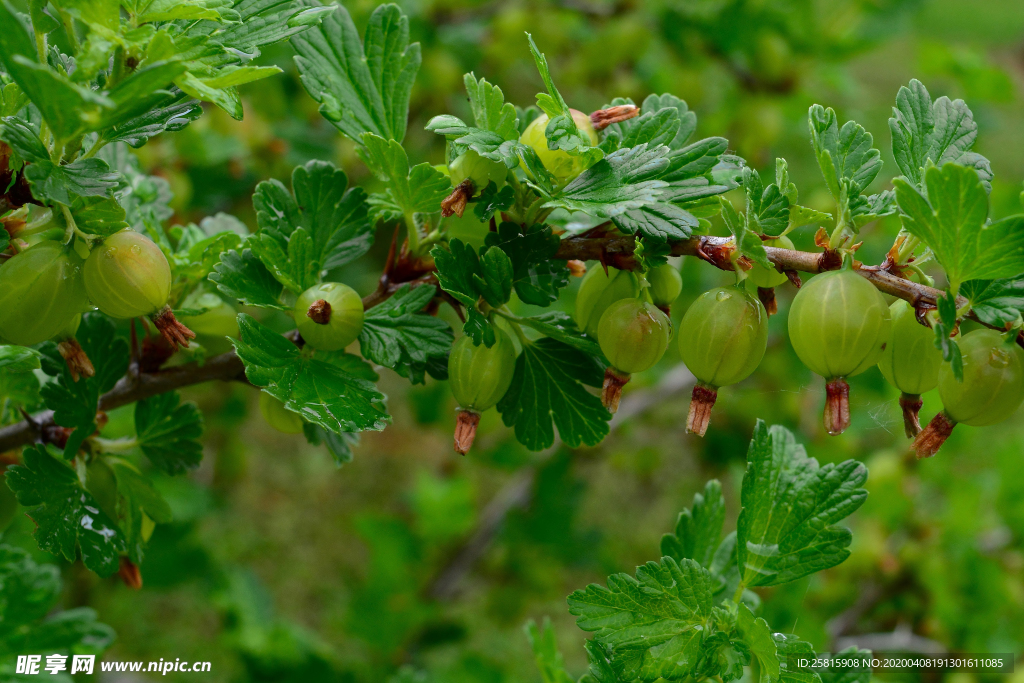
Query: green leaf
[
  {"left": 358, "top": 283, "right": 453, "bottom": 378},
  {"left": 473, "top": 182, "right": 515, "bottom": 222},
  {"left": 0, "top": 345, "right": 41, "bottom": 373},
  {"left": 849, "top": 190, "right": 896, "bottom": 228},
  {"left": 934, "top": 289, "right": 963, "bottom": 381},
  {"left": 736, "top": 604, "right": 780, "bottom": 682},
  {"left": 303, "top": 422, "right": 359, "bottom": 466},
  {"left": 233, "top": 314, "right": 390, "bottom": 434},
  {"left": 546, "top": 144, "right": 670, "bottom": 218},
  {"left": 136, "top": 0, "right": 227, "bottom": 22},
  {"left": 0, "top": 543, "right": 115, "bottom": 653},
  {"left": 808, "top": 104, "right": 882, "bottom": 199},
  {"left": 612, "top": 202, "right": 698, "bottom": 242},
  {"left": 201, "top": 0, "right": 333, "bottom": 60},
  {"left": 463, "top": 308, "right": 496, "bottom": 348},
  {"left": 745, "top": 166, "right": 790, "bottom": 237},
  {"left": 661, "top": 479, "right": 725, "bottom": 569},
  {"left": 0, "top": 81, "right": 29, "bottom": 118},
  {"left": 210, "top": 248, "right": 288, "bottom": 310},
  {"left": 70, "top": 195, "right": 128, "bottom": 237},
  {"left": 483, "top": 222, "right": 569, "bottom": 306},
  {"left": 464, "top": 72, "right": 519, "bottom": 140},
  {"left": 292, "top": 3, "right": 420, "bottom": 143},
  {"left": 962, "top": 275, "right": 1024, "bottom": 328},
  {"left": 100, "top": 97, "right": 202, "bottom": 148},
  {"left": 110, "top": 459, "right": 173, "bottom": 564},
  {"left": 5, "top": 446, "right": 126, "bottom": 577},
  {"left": 661, "top": 136, "right": 728, "bottom": 183},
  {"left": 174, "top": 72, "right": 244, "bottom": 121},
  {"left": 567, "top": 557, "right": 715, "bottom": 681},
  {"left": 889, "top": 78, "right": 993, "bottom": 192},
  {"left": 525, "top": 618, "right": 574, "bottom": 683},
  {"left": 893, "top": 163, "right": 1024, "bottom": 290},
  {"left": 87, "top": 61, "right": 189, "bottom": 132},
  {"left": 24, "top": 156, "right": 120, "bottom": 206},
  {"left": 720, "top": 195, "right": 770, "bottom": 270},
  {"left": 474, "top": 246, "right": 514, "bottom": 307},
  {"left": 432, "top": 238, "right": 483, "bottom": 307},
  {"left": 497, "top": 337, "right": 609, "bottom": 451},
  {"left": 360, "top": 133, "right": 451, "bottom": 221},
  {"left": 774, "top": 633, "right": 822, "bottom": 683},
  {"left": 507, "top": 311, "right": 602, "bottom": 357},
  {"left": 251, "top": 160, "right": 373, "bottom": 289},
  {"left": 135, "top": 391, "right": 204, "bottom": 475},
  {"left": 526, "top": 34, "right": 603, "bottom": 169},
  {"left": 580, "top": 639, "right": 624, "bottom": 683},
  {"left": 736, "top": 421, "right": 868, "bottom": 588}
]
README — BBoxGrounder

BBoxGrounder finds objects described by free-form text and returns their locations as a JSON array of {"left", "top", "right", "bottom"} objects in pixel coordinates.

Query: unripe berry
[
  {"left": 260, "top": 392, "right": 304, "bottom": 434},
  {"left": 597, "top": 298, "right": 671, "bottom": 412},
  {"left": 449, "top": 150, "right": 507, "bottom": 196},
  {"left": 180, "top": 299, "right": 239, "bottom": 338},
  {"left": 747, "top": 235, "right": 793, "bottom": 289},
  {"left": 448, "top": 329, "right": 517, "bottom": 454},
  {"left": 914, "top": 329, "right": 1024, "bottom": 458},
  {"left": 787, "top": 268, "right": 891, "bottom": 435},
  {"left": 647, "top": 264, "right": 683, "bottom": 308},
  {"left": 575, "top": 266, "right": 640, "bottom": 337},
  {"left": 520, "top": 109, "right": 599, "bottom": 182},
  {"left": 294, "top": 282, "right": 364, "bottom": 351},
  {"left": 83, "top": 230, "right": 171, "bottom": 318},
  {"left": 0, "top": 240, "right": 88, "bottom": 346},
  {"left": 878, "top": 299, "right": 943, "bottom": 437}
]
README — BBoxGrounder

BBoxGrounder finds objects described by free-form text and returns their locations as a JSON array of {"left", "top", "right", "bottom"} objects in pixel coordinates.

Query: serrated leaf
[
  {"left": 360, "top": 133, "right": 451, "bottom": 220},
  {"left": 611, "top": 94, "right": 696, "bottom": 151},
  {"left": 567, "top": 557, "right": 715, "bottom": 681},
  {"left": 483, "top": 222, "right": 569, "bottom": 306},
  {"left": 474, "top": 246, "right": 513, "bottom": 307},
  {"left": 358, "top": 283, "right": 453, "bottom": 378},
  {"left": 497, "top": 337, "right": 608, "bottom": 450},
  {"left": 464, "top": 72, "right": 519, "bottom": 140},
  {"left": 808, "top": 104, "right": 882, "bottom": 200},
  {"left": 736, "top": 604, "right": 780, "bottom": 683},
  {"left": 70, "top": 195, "right": 128, "bottom": 237},
  {"left": 744, "top": 166, "right": 790, "bottom": 237},
  {"left": 473, "top": 182, "right": 515, "bottom": 222},
  {"left": 463, "top": 308, "right": 496, "bottom": 347},
  {"left": 432, "top": 238, "right": 483, "bottom": 307},
  {"left": 0, "top": 345, "right": 41, "bottom": 373},
  {"left": 24, "top": 157, "right": 120, "bottom": 206},
  {"left": 303, "top": 422, "right": 359, "bottom": 466},
  {"left": 661, "top": 480, "right": 725, "bottom": 569},
  {"left": 546, "top": 144, "right": 670, "bottom": 218},
  {"left": 736, "top": 421, "right": 868, "bottom": 588},
  {"left": 893, "top": 163, "right": 1024, "bottom": 290},
  {"left": 720, "top": 195, "right": 770, "bottom": 270},
  {"left": 135, "top": 391, "right": 204, "bottom": 475},
  {"left": 774, "top": 633, "right": 822, "bottom": 683},
  {"left": 5, "top": 446, "right": 126, "bottom": 577},
  {"left": 962, "top": 275, "right": 1024, "bottom": 327},
  {"left": 233, "top": 314, "right": 390, "bottom": 434},
  {"left": 850, "top": 190, "right": 896, "bottom": 228},
  {"left": 612, "top": 202, "right": 698, "bottom": 242},
  {"left": 210, "top": 248, "right": 288, "bottom": 310},
  {"left": 621, "top": 107, "right": 682, "bottom": 150},
  {"left": 110, "top": 459, "right": 172, "bottom": 564},
  {"left": 816, "top": 648, "right": 872, "bottom": 683},
  {"left": 292, "top": 3, "right": 419, "bottom": 143},
  {"left": 100, "top": 97, "right": 202, "bottom": 148},
  {"left": 889, "top": 78, "right": 993, "bottom": 192},
  {"left": 661, "top": 136, "right": 728, "bottom": 183},
  {"left": 525, "top": 619, "right": 575, "bottom": 683},
  {"left": 508, "top": 311, "right": 602, "bottom": 357}
]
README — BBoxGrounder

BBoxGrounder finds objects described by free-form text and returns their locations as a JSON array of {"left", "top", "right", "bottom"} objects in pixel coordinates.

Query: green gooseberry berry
[
  {"left": 647, "top": 263, "right": 683, "bottom": 307},
  {"left": 449, "top": 149, "right": 507, "bottom": 196},
  {"left": 597, "top": 298, "right": 671, "bottom": 412},
  {"left": 520, "top": 109, "right": 599, "bottom": 182},
  {"left": 448, "top": 328, "right": 517, "bottom": 455},
  {"left": 294, "top": 282, "right": 364, "bottom": 351},
  {"left": 179, "top": 293, "right": 240, "bottom": 338},
  {"left": 747, "top": 235, "right": 794, "bottom": 289},
  {"left": 0, "top": 240, "right": 88, "bottom": 346},
  {"left": 83, "top": 230, "right": 171, "bottom": 319},
  {"left": 260, "top": 392, "right": 304, "bottom": 434},
  {"left": 878, "top": 299, "right": 942, "bottom": 396},
  {"left": 575, "top": 265, "right": 640, "bottom": 337}
]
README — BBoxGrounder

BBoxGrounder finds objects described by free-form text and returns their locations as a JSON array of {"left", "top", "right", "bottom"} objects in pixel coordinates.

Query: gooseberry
[
  {"left": 877, "top": 299, "right": 942, "bottom": 437},
  {"left": 84, "top": 230, "right": 171, "bottom": 319},
  {"left": 647, "top": 263, "right": 683, "bottom": 310},
  {"left": 575, "top": 265, "right": 640, "bottom": 337},
  {"left": 260, "top": 392, "right": 304, "bottom": 434},
  {"left": 913, "top": 329, "right": 1024, "bottom": 457},
  {"left": 294, "top": 282, "right": 364, "bottom": 351},
  {"left": 520, "top": 109, "right": 599, "bottom": 183},
  {"left": 179, "top": 294, "right": 240, "bottom": 338},
  {"left": 448, "top": 328, "right": 517, "bottom": 454},
  {"left": 678, "top": 285, "right": 768, "bottom": 436},
  {"left": 0, "top": 240, "right": 87, "bottom": 346},
  {"left": 788, "top": 267, "right": 891, "bottom": 435},
  {"left": 449, "top": 150, "right": 507, "bottom": 195},
  {"left": 747, "top": 235, "right": 793, "bottom": 289},
  {"left": 597, "top": 298, "right": 671, "bottom": 412}
]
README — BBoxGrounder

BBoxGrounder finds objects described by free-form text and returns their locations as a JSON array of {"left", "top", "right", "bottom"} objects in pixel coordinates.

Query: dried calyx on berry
[
  {"left": 678, "top": 285, "right": 768, "bottom": 436},
  {"left": 441, "top": 150, "right": 508, "bottom": 218},
  {"left": 913, "top": 329, "right": 1024, "bottom": 458},
  {"left": 746, "top": 235, "right": 794, "bottom": 315},
  {"left": 520, "top": 109, "right": 599, "bottom": 183},
  {"left": 575, "top": 265, "right": 640, "bottom": 337},
  {"left": 448, "top": 328, "right": 517, "bottom": 454},
  {"left": 597, "top": 298, "right": 671, "bottom": 413},
  {"left": 0, "top": 240, "right": 88, "bottom": 347},
  {"left": 877, "top": 299, "right": 943, "bottom": 437},
  {"left": 788, "top": 266, "right": 891, "bottom": 435},
  {"left": 56, "top": 314, "right": 95, "bottom": 382},
  {"left": 294, "top": 282, "right": 364, "bottom": 351}
]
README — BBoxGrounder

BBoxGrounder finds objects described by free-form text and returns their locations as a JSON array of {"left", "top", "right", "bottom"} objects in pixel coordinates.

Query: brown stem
[
  {"left": 824, "top": 378, "right": 850, "bottom": 436},
  {"left": 912, "top": 411, "right": 956, "bottom": 458},
  {"left": 601, "top": 367, "right": 631, "bottom": 414},
  {"left": 453, "top": 409, "right": 481, "bottom": 455},
  {"left": 686, "top": 383, "right": 718, "bottom": 437},
  {"left": 756, "top": 287, "right": 777, "bottom": 316},
  {"left": 898, "top": 393, "right": 924, "bottom": 438}
]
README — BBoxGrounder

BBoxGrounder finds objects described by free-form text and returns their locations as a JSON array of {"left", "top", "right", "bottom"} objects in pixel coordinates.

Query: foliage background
[{"left": 4, "top": 0, "right": 1024, "bottom": 680}]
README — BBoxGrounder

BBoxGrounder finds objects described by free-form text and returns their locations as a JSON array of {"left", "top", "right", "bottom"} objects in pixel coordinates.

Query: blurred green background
[{"left": 5, "top": 0, "right": 1024, "bottom": 680}]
